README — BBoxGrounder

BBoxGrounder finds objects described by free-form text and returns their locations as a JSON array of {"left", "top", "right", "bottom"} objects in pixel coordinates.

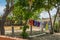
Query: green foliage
[
  {"left": 21, "top": 25, "right": 29, "bottom": 38},
  {"left": 22, "top": 25, "right": 29, "bottom": 32},
  {"left": 13, "top": 0, "right": 45, "bottom": 21},
  {"left": 54, "top": 22, "right": 59, "bottom": 32},
  {"left": 21, "top": 32, "right": 29, "bottom": 38},
  {"left": 50, "top": 0, "right": 60, "bottom": 7},
  {"left": 12, "top": 0, "right": 60, "bottom": 35},
  {"left": 42, "top": 0, "right": 54, "bottom": 11}
]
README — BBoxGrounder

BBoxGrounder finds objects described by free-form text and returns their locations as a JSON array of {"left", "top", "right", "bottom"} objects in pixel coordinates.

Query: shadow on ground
[{"left": 29, "top": 33, "right": 60, "bottom": 40}]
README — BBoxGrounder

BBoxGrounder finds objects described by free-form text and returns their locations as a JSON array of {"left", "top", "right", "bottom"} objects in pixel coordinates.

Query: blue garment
[
  {"left": 34, "top": 20, "right": 37, "bottom": 26},
  {"left": 37, "top": 22, "right": 40, "bottom": 27},
  {"left": 33, "top": 20, "right": 40, "bottom": 27}
]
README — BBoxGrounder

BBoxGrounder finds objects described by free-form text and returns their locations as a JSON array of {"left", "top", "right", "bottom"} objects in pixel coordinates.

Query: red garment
[{"left": 29, "top": 20, "right": 34, "bottom": 26}]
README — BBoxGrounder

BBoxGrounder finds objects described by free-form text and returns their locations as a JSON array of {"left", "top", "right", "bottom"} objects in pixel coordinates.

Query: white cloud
[
  {"left": 50, "top": 8, "right": 57, "bottom": 16},
  {"left": 0, "top": 5, "right": 5, "bottom": 16},
  {"left": 40, "top": 8, "right": 57, "bottom": 18},
  {"left": 40, "top": 11, "right": 49, "bottom": 18}
]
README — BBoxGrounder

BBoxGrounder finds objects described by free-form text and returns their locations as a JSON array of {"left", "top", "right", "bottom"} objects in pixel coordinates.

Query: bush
[
  {"left": 21, "top": 32, "right": 29, "bottom": 38},
  {"left": 21, "top": 25, "right": 29, "bottom": 38},
  {"left": 54, "top": 22, "right": 59, "bottom": 32}
]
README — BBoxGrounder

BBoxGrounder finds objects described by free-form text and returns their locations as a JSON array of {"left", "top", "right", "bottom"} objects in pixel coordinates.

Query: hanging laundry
[
  {"left": 29, "top": 20, "right": 34, "bottom": 26},
  {"left": 43, "top": 22, "right": 47, "bottom": 28},
  {"left": 45, "top": 23, "right": 48, "bottom": 30},
  {"left": 37, "top": 22, "right": 40, "bottom": 27},
  {"left": 33, "top": 20, "right": 37, "bottom": 26}
]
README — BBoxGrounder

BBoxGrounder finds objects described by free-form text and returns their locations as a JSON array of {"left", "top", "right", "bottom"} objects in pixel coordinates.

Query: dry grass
[
  {"left": 4, "top": 26, "right": 40, "bottom": 31},
  {"left": 4, "top": 26, "right": 21, "bottom": 31}
]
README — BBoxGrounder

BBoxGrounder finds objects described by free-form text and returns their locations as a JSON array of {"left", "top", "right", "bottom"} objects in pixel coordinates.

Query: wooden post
[
  {"left": 12, "top": 25, "right": 15, "bottom": 37},
  {"left": 30, "top": 26, "right": 32, "bottom": 35},
  {"left": 11, "top": 20, "right": 15, "bottom": 37}
]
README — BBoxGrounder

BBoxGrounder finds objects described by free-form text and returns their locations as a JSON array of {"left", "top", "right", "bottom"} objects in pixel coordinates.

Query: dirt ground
[
  {"left": 4, "top": 26, "right": 60, "bottom": 40},
  {"left": 4, "top": 26, "right": 42, "bottom": 34},
  {"left": 29, "top": 33, "right": 60, "bottom": 40},
  {"left": 0, "top": 35, "right": 27, "bottom": 40},
  {"left": 4, "top": 26, "right": 41, "bottom": 32}
]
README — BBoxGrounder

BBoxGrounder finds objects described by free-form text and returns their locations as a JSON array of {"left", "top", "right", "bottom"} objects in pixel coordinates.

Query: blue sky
[
  {"left": 0, "top": 0, "right": 6, "bottom": 16},
  {"left": 0, "top": 0, "right": 57, "bottom": 18},
  {"left": 0, "top": 0, "right": 6, "bottom": 6}
]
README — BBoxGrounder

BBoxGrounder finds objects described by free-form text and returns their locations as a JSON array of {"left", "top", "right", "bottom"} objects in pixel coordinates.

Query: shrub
[
  {"left": 54, "top": 22, "right": 59, "bottom": 32},
  {"left": 21, "top": 25, "right": 29, "bottom": 38},
  {"left": 21, "top": 32, "right": 29, "bottom": 38}
]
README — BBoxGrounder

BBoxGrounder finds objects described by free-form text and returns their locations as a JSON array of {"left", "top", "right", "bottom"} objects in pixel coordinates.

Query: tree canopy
[{"left": 13, "top": 0, "right": 45, "bottom": 22}]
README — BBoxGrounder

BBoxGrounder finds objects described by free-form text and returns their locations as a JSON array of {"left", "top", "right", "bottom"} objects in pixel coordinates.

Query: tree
[
  {"left": 0, "top": 0, "right": 14, "bottom": 35},
  {"left": 13, "top": 0, "right": 45, "bottom": 24},
  {"left": 13, "top": 0, "right": 45, "bottom": 37},
  {"left": 47, "top": 0, "right": 54, "bottom": 34},
  {"left": 43, "top": 0, "right": 54, "bottom": 34},
  {"left": 50, "top": 0, "right": 60, "bottom": 32},
  {"left": 41, "top": 0, "right": 60, "bottom": 34}
]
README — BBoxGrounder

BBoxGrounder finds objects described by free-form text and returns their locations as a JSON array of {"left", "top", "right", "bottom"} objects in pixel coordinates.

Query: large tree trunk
[
  {"left": 53, "top": 8, "right": 59, "bottom": 31},
  {"left": 0, "top": 20, "right": 5, "bottom": 35},
  {"left": 53, "top": 6, "right": 60, "bottom": 32},
  {"left": 0, "top": 8, "right": 13, "bottom": 35},
  {"left": 0, "top": 10, "right": 10, "bottom": 35},
  {"left": 0, "top": 0, "right": 10, "bottom": 35},
  {"left": 57, "top": 7, "right": 60, "bottom": 32},
  {"left": 48, "top": 10, "right": 53, "bottom": 34},
  {"left": 58, "top": 5, "right": 60, "bottom": 32},
  {"left": 48, "top": 0, "right": 54, "bottom": 34},
  {"left": 0, "top": 0, "right": 14, "bottom": 35}
]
